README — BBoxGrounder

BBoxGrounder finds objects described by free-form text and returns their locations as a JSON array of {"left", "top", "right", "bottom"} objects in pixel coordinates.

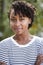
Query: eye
[
  {"left": 19, "top": 18, "right": 24, "bottom": 21},
  {"left": 10, "top": 18, "right": 17, "bottom": 22}
]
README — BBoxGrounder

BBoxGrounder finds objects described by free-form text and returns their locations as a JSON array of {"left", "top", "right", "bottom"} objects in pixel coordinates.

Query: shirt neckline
[{"left": 11, "top": 35, "right": 36, "bottom": 47}]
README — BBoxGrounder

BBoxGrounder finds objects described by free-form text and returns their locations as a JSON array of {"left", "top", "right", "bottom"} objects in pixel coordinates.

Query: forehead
[
  {"left": 10, "top": 9, "right": 26, "bottom": 18},
  {"left": 10, "top": 9, "right": 15, "bottom": 17}
]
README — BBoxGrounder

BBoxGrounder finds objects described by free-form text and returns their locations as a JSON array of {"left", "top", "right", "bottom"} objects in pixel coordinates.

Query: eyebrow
[
  {"left": 10, "top": 16, "right": 16, "bottom": 19},
  {"left": 10, "top": 14, "right": 25, "bottom": 19}
]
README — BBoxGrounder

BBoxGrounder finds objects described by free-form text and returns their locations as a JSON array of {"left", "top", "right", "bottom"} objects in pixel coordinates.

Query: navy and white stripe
[{"left": 0, "top": 36, "right": 43, "bottom": 65}]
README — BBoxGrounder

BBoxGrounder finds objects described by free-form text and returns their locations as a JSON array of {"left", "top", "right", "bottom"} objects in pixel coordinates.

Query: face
[{"left": 10, "top": 9, "right": 31, "bottom": 35}]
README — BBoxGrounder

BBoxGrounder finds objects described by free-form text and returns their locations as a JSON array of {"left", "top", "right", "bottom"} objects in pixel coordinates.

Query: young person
[{"left": 0, "top": 1, "right": 43, "bottom": 65}]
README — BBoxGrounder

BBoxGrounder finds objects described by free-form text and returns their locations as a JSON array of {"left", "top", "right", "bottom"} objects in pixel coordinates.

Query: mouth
[
  {"left": 13, "top": 26, "right": 23, "bottom": 32},
  {"left": 16, "top": 28, "right": 22, "bottom": 30}
]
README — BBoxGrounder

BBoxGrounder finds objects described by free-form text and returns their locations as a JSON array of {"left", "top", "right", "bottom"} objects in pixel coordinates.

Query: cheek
[
  {"left": 10, "top": 22, "right": 13, "bottom": 28},
  {"left": 10, "top": 22, "right": 15, "bottom": 29},
  {"left": 22, "top": 22, "right": 28, "bottom": 30}
]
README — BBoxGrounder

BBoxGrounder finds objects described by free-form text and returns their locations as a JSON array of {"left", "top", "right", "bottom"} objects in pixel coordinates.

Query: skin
[
  {"left": 10, "top": 9, "right": 32, "bottom": 45},
  {"left": 0, "top": 61, "right": 6, "bottom": 65},
  {"left": 0, "top": 9, "right": 43, "bottom": 65},
  {"left": 10, "top": 9, "right": 43, "bottom": 65},
  {"left": 35, "top": 54, "right": 43, "bottom": 65}
]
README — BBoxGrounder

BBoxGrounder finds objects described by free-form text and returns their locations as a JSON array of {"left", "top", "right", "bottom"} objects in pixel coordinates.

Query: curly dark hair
[{"left": 8, "top": 1, "right": 36, "bottom": 28}]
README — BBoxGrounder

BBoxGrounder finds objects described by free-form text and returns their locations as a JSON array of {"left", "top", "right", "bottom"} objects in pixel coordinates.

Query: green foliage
[{"left": 0, "top": 0, "right": 43, "bottom": 41}]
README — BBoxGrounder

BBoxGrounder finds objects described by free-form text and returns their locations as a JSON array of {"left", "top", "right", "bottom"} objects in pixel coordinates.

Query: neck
[
  {"left": 14, "top": 30, "right": 30, "bottom": 40},
  {"left": 13, "top": 30, "right": 33, "bottom": 45}
]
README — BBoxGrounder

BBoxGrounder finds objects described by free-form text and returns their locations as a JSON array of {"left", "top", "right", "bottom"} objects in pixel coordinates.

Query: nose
[{"left": 16, "top": 20, "right": 21, "bottom": 26}]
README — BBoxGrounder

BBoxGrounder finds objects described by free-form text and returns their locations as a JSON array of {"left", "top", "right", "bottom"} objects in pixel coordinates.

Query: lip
[
  {"left": 16, "top": 28, "right": 22, "bottom": 30},
  {"left": 18, "top": 28, "right": 22, "bottom": 29}
]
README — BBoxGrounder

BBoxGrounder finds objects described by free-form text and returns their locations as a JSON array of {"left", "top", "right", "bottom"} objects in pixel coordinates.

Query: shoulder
[
  {"left": 34, "top": 35, "right": 43, "bottom": 48},
  {"left": 35, "top": 36, "right": 43, "bottom": 54},
  {"left": 33, "top": 35, "right": 43, "bottom": 46},
  {"left": 34, "top": 35, "right": 43, "bottom": 42},
  {"left": 33, "top": 36, "right": 43, "bottom": 53},
  {"left": 0, "top": 37, "right": 11, "bottom": 48},
  {"left": 36, "top": 36, "right": 43, "bottom": 44},
  {"left": 0, "top": 37, "right": 10, "bottom": 43}
]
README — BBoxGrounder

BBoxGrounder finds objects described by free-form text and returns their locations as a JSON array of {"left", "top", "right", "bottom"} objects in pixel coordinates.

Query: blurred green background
[{"left": 0, "top": 0, "right": 43, "bottom": 41}]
